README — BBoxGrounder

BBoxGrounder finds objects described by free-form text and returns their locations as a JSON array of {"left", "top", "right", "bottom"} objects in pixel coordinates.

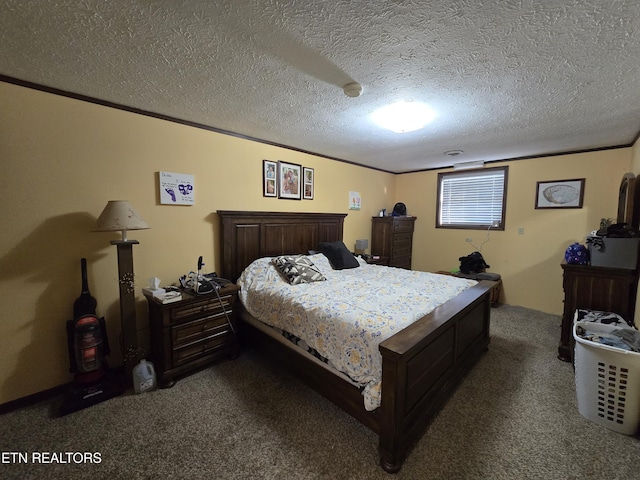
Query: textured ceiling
[{"left": 1, "top": 0, "right": 639, "bottom": 173}]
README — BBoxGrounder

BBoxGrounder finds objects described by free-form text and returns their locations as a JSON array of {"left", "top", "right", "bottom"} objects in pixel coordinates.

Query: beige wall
[
  {"left": 0, "top": 80, "right": 636, "bottom": 405},
  {"left": 0, "top": 82, "right": 396, "bottom": 404},
  {"left": 397, "top": 150, "right": 632, "bottom": 315}
]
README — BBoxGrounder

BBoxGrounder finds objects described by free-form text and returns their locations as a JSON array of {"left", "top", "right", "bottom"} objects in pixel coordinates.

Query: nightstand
[{"left": 146, "top": 283, "right": 240, "bottom": 387}]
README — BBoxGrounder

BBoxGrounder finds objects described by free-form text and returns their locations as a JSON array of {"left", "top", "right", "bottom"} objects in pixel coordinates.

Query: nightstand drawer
[
  {"left": 173, "top": 330, "right": 233, "bottom": 366},
  {"left": 171, "top": 311, "right": 231, "bottom": 346},
  {"left": 171, "top": 295, "right": 234, "bottom": 324}
]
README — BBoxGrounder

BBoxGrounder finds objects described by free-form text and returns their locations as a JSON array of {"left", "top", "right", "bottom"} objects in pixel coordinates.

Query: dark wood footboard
[{"left": 377, "top": 281, "right": 492, "bottom": 472}]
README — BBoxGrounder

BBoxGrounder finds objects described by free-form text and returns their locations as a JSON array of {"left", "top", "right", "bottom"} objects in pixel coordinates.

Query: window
[{"left": 437, "top": 166, "right": 508, "bottom": 230}]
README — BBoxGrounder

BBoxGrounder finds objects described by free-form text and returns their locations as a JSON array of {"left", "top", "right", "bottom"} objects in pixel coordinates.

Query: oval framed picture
[{"left": 535, "top": 179, "right": 585, "bottom": 209}]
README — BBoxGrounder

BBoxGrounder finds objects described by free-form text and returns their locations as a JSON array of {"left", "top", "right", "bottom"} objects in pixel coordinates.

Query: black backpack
[
  {"left": 392, "top": 202, "right": 407, "bottom": 216},
  {"left": 459, "top": 252, "right": 489, "bottom": 274}
]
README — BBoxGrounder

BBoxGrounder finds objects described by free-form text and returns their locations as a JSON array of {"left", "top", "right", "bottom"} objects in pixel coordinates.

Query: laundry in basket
[
  {"left": 575, "top": 322, "right": 640, "bottom": 352},
  {"left": 573, "top": 308, "right": 635, "bottom": 329},
  {"left": 573, "top": 321, "right": 640, "bottom": 435}
]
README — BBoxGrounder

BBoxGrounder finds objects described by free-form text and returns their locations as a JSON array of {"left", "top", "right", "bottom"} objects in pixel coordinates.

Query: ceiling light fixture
[
  {"left": 372, "top": 101, "right": 436, "bottom": 133},
  {"left": 343, "top": 82, "right": 363, "bottom": 97}
]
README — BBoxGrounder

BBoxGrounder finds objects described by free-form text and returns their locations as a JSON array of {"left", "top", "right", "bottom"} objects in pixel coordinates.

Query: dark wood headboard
[{"left": 217, "top": 211, "right": 347, "bottom": 282}]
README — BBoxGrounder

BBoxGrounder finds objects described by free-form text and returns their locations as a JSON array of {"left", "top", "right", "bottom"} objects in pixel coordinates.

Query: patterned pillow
[{"left": 272, "top": 255, "right": 327, "bottom": 285}]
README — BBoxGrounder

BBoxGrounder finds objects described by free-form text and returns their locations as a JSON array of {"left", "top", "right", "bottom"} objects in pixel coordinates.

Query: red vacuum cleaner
[{"left": 59, "top": 258, "right": 123, "bottom": 416}]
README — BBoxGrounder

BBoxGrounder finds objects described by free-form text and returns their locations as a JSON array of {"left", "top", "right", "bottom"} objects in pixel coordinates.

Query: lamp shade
[
  {"left": 355, "top": 239, "right": 369, "bottom": 250},
  {"left": 93, "top": 200, "right": 150, "bottom": 241}
]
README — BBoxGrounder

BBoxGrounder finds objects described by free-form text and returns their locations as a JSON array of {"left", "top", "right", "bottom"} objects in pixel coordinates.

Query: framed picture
[
  {"left": 303, "top": 167, "right": 314, "bottom": 200},
  {"left": 262, "top": 160, "right": 277, "bottom": 197},
  {"left": 278, "top": 161, "right": 302, "bottom": 200},
  {"left": 349, "top": 191, "right": 361, "bottom": 210},
  {"left": 535, "top": 178, "right": 585, "bottom": 209},
  {"left": 159, "top": 171, "right": 195, "bottom": 205}
]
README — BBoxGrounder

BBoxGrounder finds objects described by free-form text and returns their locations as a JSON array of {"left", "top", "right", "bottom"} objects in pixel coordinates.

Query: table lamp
[{"left": 355, "top": 239, "right": 369, "bottom": 255}]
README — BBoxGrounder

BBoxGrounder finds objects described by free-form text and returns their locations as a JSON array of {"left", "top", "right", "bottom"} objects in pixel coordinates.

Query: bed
[{"left": 217, "top": 210, "right": 493, "bottom": 473}]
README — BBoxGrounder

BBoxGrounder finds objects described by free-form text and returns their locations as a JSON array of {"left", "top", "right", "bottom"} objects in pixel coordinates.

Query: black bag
[
  {"left": 459, "top": 251, "right": 489, "bottom": 274},
  {"left": 392, "top": 202, "right": 407, "bottom": 216}
]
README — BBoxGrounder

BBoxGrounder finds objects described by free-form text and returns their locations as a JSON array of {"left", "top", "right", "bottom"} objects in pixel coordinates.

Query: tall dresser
[{"left": 371, "top": 216, "right": 416, "bottom": 269}]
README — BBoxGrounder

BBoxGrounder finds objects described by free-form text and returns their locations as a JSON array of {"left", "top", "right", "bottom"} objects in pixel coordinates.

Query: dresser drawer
[
  {"left": 171, "top": 311, "right": 231, "bottom": 347},
  {"left": 392, "top": 242, "right": 412, "bottom": 258},
  {"left": 172, "top": 330, "right": 233, "bottom": 366},
  {"left": 171, "top": 295, "right": 234, "bottom": 324},
  {"left": 391, "top": 256, "right": 412, "bottom": 269},
  {"left": 393, "top": 220, "right": 414, "bottom": 233},
  {"left": 393, "top": 232, "right": 412, "bottom": 246}
]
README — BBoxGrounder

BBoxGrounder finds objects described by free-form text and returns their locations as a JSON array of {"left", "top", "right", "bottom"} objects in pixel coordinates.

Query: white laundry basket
[{"left": 573, "top": 321, "right": 640, "bottom": 435}]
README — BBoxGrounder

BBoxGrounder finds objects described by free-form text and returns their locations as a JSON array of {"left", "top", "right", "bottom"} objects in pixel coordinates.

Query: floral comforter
[{"left": 237, "top": 254, "right": 476, "bottom": 411}]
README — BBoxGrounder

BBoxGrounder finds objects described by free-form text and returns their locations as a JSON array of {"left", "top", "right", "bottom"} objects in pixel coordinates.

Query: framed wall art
[
  {"left": 349, "top": 191, "right": 361, "bottom": 210},
  {"left": 303, "top": 167, "right": 314, "bottom": 200},
  {"left": 159, "top": 171, "right": 195, "bottom": 205},
  {"left": 278, "top": 161, "right": 302, "bottom": 200},
  {"left": 263, "top": 160, "right": 277, "bottom": 197},
  {"left": 535, "top": 178, "right": 585, "bottom": 209}
]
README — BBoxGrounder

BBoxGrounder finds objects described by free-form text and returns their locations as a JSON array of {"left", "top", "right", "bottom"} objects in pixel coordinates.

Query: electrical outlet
[{"left": 518, "top": 227, "right": 524, "bottom": 235}]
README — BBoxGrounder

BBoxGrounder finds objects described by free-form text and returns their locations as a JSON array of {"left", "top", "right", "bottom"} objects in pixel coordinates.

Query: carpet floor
[{"left": 1, "top": 304, "right": 640, "bottom": 479}]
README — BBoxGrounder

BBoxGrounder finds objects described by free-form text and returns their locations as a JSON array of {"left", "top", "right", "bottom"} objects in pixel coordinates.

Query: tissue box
[
  {"left": 589, "top": 238, "right": 640, "bottom": 269},
  {"left": 142, "top": 287, "right": 165, "bottom": 298}
]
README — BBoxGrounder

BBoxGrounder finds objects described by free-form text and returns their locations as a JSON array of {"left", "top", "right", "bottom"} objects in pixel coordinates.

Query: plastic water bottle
[{"left": 132, "top": 359, "right": 156, "bottom": 394}]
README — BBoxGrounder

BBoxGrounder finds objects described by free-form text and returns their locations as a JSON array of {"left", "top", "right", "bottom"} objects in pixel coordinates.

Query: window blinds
[{"left": 439, "top": 168, "right": 506, "bottom": 227}]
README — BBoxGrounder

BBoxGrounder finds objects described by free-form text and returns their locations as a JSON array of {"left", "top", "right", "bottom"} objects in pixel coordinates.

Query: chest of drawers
[
  {"left": 371, "top": 216, "right": 417, "bottom": 269},
  {"left": 147, "top": 284, "right": 240, "bottom": 387}
]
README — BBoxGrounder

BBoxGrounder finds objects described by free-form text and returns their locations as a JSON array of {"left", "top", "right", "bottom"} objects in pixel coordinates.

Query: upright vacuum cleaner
[{"left": 59, "top": 258, "right": 123, "bottom": 416}]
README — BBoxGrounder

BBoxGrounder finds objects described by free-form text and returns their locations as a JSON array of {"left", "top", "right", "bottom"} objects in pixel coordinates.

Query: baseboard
[
  {"left": 0, "top": 383, "right": 68, "bottom": 415},
  {"left": 0, "top": 365, "right": 125, "bottom": 415}
]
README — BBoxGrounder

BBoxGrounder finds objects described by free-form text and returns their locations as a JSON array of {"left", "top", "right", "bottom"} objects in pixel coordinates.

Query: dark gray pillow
[
  {"left": 272, "top": 255, "right": 326, "bottom": 285},
  {"left": 318, "top": 241, "right": 360, "bottom": 270}
]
